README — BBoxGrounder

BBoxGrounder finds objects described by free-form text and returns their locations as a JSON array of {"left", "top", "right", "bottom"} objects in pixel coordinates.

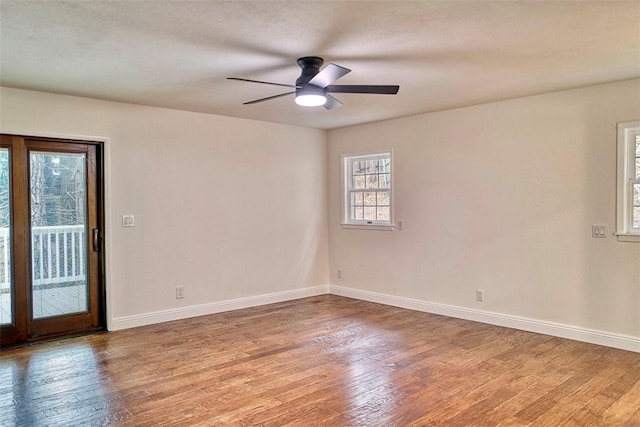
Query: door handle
[{"left": 92, "top": 228, "right": 101, "bottom": 252}]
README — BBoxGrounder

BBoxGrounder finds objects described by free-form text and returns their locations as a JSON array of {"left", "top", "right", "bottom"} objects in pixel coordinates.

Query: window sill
[
  {"left": 341, "top": 223, "right": 395, "bottom": 231},
  {"left": 616, "top": 233, "right": 640, "bottom": 243}
]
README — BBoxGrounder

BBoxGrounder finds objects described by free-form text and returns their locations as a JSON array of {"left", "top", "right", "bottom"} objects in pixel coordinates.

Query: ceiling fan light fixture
[
  {"left": 295, "top": 94, "right": 327, "bottom": 107},
  {"left": 228, "top": 56, "right": 399, "bottom": 109},
  {"left": 295, "top": 85, "right": 326, "bottom": 107}
]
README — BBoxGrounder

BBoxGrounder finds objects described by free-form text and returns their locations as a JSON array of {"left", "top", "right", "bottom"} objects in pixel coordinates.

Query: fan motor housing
[{"left": 296, "top": 56, "right": 324, "bottom": 86}]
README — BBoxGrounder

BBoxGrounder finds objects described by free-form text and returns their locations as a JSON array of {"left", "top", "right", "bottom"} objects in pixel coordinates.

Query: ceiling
[{"left": 1, "top": 1, "right": 639, "bottom": 130}]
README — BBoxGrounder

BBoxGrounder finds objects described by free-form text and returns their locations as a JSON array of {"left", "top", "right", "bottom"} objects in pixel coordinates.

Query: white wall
[
  {"left": 0, "top": 87, "right": 329, "bottom": 329},
  {"left": 2, "top": 79, "right": 639, "bottom": 350},
  {"left": 328, "top": 79, "right": 640, "bottom": 345}
]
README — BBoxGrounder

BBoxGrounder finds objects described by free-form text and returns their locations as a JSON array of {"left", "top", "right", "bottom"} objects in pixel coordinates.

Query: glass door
[
  {"left": 0, "top": 147, "right": 13, "bottom": 328},
  {"left": 0, "top": 136, "right": 104, "bottom": 346},
  {"left": 30, "top": 151, "right": 89, "bottom": 319}
]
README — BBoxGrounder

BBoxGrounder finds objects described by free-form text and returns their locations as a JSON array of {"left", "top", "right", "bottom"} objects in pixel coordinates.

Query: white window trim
[
  {"left": 616, "top": 120, "right": 640, "bottom": 243},
  {"left": 341, "top": 150, "right": 395, "bottom": 231}
]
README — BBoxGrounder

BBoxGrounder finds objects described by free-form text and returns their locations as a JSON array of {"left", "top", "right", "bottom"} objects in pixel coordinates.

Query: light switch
[
  {"left": 122, "top": 215, "right": 135, "bottom": 227},
  {"left": 591, "top": 224, "right": 606, "bottom": 238}
]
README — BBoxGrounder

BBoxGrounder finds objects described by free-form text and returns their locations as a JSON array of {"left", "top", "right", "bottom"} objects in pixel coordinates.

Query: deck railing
[{"left": 0, "top": 225, "right": 86, "bottom": 291}]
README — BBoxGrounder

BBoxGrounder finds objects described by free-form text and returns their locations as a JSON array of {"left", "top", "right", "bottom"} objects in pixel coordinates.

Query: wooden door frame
[
  {"left": 0, "top": 135, "right": 29, "bottom": 343},
  {"left": 0, "top": 132, "right": 107, "bottom": 346}
]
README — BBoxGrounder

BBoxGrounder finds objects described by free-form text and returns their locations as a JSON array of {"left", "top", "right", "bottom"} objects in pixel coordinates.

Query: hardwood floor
[{"left": 1, "top": 295, "right": 639, "bottom": 426}]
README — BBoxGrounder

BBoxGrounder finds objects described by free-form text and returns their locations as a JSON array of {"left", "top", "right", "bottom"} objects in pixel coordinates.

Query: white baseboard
[
  {"left": 109, "top": 283, "right": 639, "bottom": 353},
  {"left": 329, "top": 285, "right": 640, "bottom": 353},
  {"left": 109, "top": 285, "right": 329, "bottom": 331}
]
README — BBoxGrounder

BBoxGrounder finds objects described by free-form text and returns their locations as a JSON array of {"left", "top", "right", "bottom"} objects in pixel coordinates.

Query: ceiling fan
[{"left": 227, "top": 56, "right": 399, "bottom": 109}]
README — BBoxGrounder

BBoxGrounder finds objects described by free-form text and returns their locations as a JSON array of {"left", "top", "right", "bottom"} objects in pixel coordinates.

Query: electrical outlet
[
  {"left": 475, "top": 289, "right": 484, "bottom": 302},
  {"left": 337, "top": 269, "right": 342, "bottom": 279},
  {"left": 176, "top": 286, "right": 185, "bottom": 299},
  {"left": 122, "top": 214, "right": 135, "bottom": 227}
]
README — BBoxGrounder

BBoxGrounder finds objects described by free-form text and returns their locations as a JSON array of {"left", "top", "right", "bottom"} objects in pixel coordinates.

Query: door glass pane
[
  {"left": 30, "top": 152, "right": 87, "bottom": 319},
  {"left": 0, "top": 148, "right": 11, "bottom": 325}
]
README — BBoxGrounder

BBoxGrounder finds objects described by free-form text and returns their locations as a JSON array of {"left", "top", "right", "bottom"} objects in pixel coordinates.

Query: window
[
  {"left": 616, "top": 121, "right": 640, "bottom": 242},
  {"left": 343, "top": 152, "right": 393, "bottom": 229}
]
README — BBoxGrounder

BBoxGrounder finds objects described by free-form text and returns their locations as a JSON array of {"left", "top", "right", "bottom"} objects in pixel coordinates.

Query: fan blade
[
  {"left": 323, "top": 94, "right": 343, "bottom": 110},
  {"left": 243, "top": 91, "right": 295, "bottom": 105},
  {"left": 308, "top": 63, "right": 351, "bottom": 88},
  {"left": 327, "top": 85, "right": 399, "bottom": 94},
  {"left": 227, "top": 77, "right": 297, "bottom": 88}
]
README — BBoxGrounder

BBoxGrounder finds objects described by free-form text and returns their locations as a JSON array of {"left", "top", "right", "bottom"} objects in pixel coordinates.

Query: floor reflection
[
  {"left": 340, "top": 325, "right": 403, "bottom": 425},
  {"left": 0, "top": 342, "right": 114, "bottom": 427}
]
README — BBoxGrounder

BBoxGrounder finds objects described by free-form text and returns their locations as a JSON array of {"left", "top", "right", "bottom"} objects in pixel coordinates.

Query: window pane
[
  {"left": 351, "top": 191, "right": 363, "bottom": 207},
  {"left": 354, "top": 207, "right": 363, "bottom": 220},
  {"left": 365, "top": 174, "right": 378, "bottom": 189},
  {"left": 379, "top": 173, "right": 391, "bottom": 188},
  {"left": 0, "top": 148, "right": 11, "bottom": 326},
  {"left": 363, "top": 207, "right": 376, "bottom": 220},
  {"left": 636, "top": 135, "right": 640, "bottom": 179},
  {"left": 364, "top": 192, "right": 377, "bottom": 205},
  {"left": 634, "top": 184, "right": 640, "bottom": 229},
  {"left": 379, "top": 158, "right": 390, "bottom": 173},
  {"left": 635, "top": 151, "right": 640, "bottom": 226},
  {"left": 353, "top": 161, "right": 366, "bottom": 175},
  {"left": 377, "top": 207, "right": 390, "bottom": 221},
  {"left": 367, "top": 160, "right": 377, "bottom": 173},
  {"left": 377, "top": 191, "right": 390, "bottom": 206},
  {"left": 353, "top": 175, "right": 365, "bottom": 189}
]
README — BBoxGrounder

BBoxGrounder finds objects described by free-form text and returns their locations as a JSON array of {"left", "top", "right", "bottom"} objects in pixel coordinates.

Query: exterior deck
[
  {"left": 1, "top": 282, "right": 87, "bottom": 324},
  {"left": 0, "top": 225, "right": 87, "bottom": 325}
]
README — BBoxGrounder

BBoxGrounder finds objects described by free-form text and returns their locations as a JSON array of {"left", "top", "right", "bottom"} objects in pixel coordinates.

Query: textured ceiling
[{"left": 1, "top": 1, "right": 639, "bottom": 130}]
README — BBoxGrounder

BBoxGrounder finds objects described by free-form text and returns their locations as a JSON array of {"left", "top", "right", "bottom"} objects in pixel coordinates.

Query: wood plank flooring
[{"left": 1, "top": 295, "right": 639, "bottom": 426}]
